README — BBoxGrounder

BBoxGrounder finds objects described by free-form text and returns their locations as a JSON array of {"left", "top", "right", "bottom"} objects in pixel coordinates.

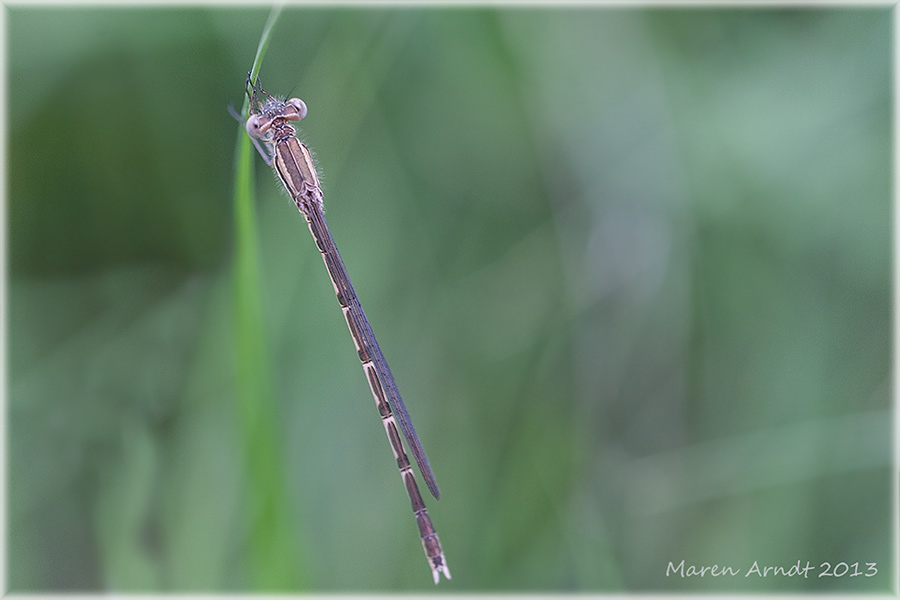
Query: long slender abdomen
[{"left": 301, "top": 203, "right": 450, "bottom": 583}]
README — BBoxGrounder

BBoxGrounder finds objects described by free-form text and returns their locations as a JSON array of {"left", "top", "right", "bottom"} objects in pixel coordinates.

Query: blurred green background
[{"left": 5, "top": 6, "right": 893, "bottom": 593}]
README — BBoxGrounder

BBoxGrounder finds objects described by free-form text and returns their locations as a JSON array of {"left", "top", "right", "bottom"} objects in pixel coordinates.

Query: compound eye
[
  {"left": 246, "top": 115, "right": 262, "bottom": 138},
  {"left": 288, "top": 98, "right": 308, "bottom": 121}
]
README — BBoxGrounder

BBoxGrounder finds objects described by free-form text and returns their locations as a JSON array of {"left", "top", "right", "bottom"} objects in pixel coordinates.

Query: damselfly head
[
  {"left": 245, "top": 97, "right": 308, "bottom": 140},
  {"left": 243, "top": 73, "right": 309, "bottom": 139}
]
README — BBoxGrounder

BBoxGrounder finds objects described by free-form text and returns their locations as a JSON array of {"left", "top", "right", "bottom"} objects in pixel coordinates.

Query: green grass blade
[
  {"left": 231, "top": 6, "right": 306, "bottom": 590},
  {"left": 237, "top": 5, "right": 284, "bottom": 119}
]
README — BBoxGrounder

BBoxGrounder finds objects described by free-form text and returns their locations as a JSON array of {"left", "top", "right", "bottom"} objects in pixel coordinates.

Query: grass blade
[{"left": 230, "top": 5, "right": 306, "bottom": 590}]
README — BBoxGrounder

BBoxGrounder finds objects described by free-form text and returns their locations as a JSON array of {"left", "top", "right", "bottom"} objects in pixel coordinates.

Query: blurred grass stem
[{"left": 230, "top": 5, "right": 305, "bottom": 589}]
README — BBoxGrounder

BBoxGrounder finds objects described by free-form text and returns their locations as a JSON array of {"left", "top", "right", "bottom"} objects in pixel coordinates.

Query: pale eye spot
[
  {"left": 288, "top": 98, "right": 308, "bottom": 121},
  {"left": 246, "top": 116, "right": 262, "bottom": 138}
]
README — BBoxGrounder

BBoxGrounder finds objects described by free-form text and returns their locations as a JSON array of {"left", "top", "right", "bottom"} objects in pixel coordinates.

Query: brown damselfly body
[{"left": 232, "top": 74, "right": 450, "bottom": 584}]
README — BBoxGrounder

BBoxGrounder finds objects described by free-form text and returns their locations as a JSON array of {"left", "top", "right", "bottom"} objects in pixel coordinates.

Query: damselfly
[{"left": 232, "top": 74, "right": 450, "bottom": 584}]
